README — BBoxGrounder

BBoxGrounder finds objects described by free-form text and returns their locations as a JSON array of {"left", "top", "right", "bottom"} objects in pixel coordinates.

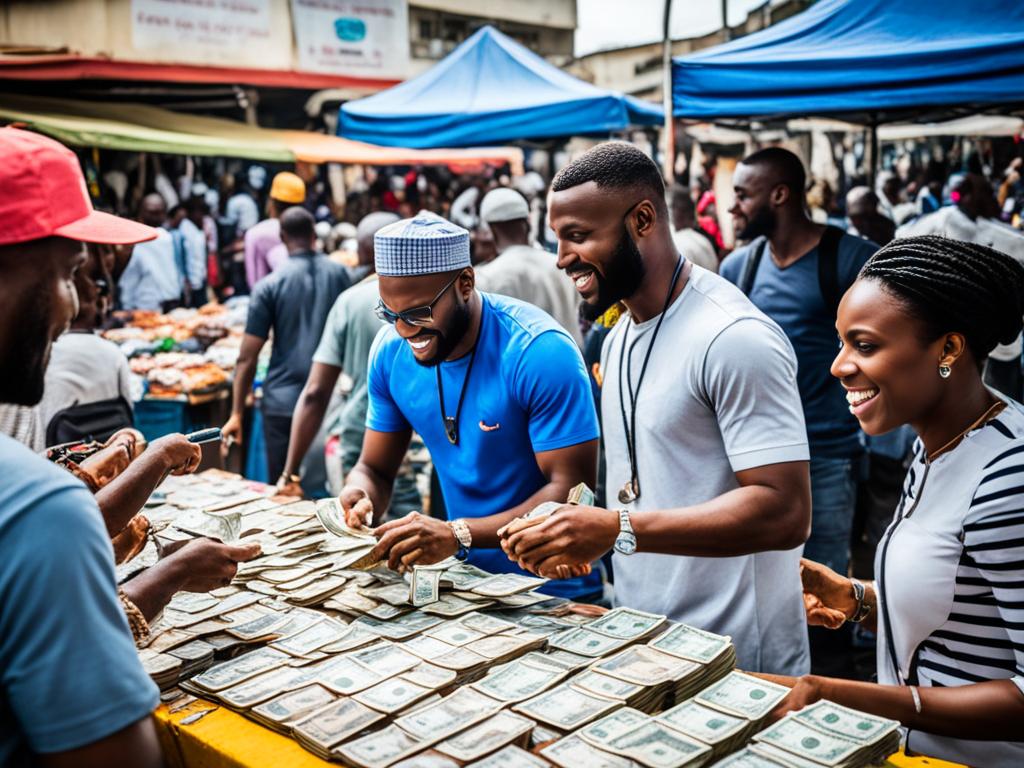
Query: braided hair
[{"left": 859, "top": 235, "right": 1024, "bottom": 366}]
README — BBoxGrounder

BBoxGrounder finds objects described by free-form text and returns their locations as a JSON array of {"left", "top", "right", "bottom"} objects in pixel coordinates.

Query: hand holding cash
[
  {"left": 338, "top": 486, "right": 376, "bottom": 529},
  {"left": 499, "top": 503, "right": 618, "bottom": 580},
  {"left": 373, "top": 511, "right": 459, "bottom": 573}
]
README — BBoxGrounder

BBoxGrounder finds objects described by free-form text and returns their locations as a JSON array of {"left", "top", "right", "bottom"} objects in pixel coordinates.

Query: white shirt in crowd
[
  {"left": 226, "top": 192, "right": 260, "bottom": 233},
  {"left": 118, "top": 229, "right": 182, "bottom": 311},
  {"left": 601, "top": 265, "right": 811, "bottom": 675},
  {"left": 178, "top": 218, "right": 208, "bottom": 290},
  {"left": 474, "top": 244, "right": 583, "bottom": 346},
  {"left": 672, "top": 228, "right": 719, "bottom": 273},
  {"left": 39, "top": 332, "right": 133, "bottom": 435},
  {"left": 877, "top": 395, "right": 1024, "bottom": 767}
]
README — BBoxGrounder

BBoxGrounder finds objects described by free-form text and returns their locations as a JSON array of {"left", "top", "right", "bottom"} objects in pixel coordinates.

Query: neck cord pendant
[
  {"left": 617, "top": 256, "right": 686, "bottom": 505},
  {"left": 436, "top": 339, "right": 480, "bottom": 446}
]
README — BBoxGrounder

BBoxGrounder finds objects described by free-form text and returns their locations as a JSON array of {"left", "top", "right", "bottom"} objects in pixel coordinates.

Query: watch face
[{"left": 614, "top": 533, "right": 637, "bottom": 555}]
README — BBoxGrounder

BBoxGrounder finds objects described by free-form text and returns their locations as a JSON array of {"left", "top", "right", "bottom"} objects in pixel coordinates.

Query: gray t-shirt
[
  {"left": 474, "top": 245, "right": 583, "bottom": 346},
  {"left": 601, "top": 265, "right": 811, "bottom": 675},
  {"left": 312, "top": 275, "right": 383, "bottom": 452},
  {"left": 245, "top": 251, "right": 351, "bottom": 416}
]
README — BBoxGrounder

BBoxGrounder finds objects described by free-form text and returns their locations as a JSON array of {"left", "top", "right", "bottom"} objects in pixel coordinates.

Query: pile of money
[
  {"left": 749, "top": 701, "right": 900, "bottom": 767},
  {"left": 130, "top": 470, "right": 902, "bottom": 768}
]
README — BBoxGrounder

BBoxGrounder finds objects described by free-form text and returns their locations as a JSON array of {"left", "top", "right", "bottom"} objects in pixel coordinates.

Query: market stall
[
  {"left": 339, "top": 25, "right": 663, "bottom": 149},
  {"left": 130, "top": 469, "right": 957, "bottom": 768}
]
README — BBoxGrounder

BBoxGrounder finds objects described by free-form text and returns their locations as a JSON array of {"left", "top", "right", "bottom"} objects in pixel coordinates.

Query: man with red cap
[{"left": 0, "top": 127, "right": 166, "bottom": 767}]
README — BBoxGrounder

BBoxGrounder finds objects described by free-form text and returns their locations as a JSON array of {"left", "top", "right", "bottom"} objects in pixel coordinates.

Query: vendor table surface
[{"left": 153, "top": 698, "right": 966, "bottom": 768}]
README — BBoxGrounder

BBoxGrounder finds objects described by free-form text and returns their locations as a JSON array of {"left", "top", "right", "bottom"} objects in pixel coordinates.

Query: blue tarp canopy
[
  {"left": 340, "top": 25, "right": 663, "bottom": 148},
  {"left": 672, "top": 0, "right": 1024, "bottom": 123}
]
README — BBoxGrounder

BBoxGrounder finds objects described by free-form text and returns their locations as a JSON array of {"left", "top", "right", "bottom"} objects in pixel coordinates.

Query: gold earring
[{"left": 939, "top": 363, "right": 952, "bottom": 379}]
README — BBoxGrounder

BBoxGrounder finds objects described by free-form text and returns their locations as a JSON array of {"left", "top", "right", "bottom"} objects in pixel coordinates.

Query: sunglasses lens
[{"left": 374, "top": 304, "right": 399, "bottom": 324}]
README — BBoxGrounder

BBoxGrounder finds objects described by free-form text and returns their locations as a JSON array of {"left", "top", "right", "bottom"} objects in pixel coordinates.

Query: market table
[{"left": 153, "top": 699, "right": 966, "bottom": 768}]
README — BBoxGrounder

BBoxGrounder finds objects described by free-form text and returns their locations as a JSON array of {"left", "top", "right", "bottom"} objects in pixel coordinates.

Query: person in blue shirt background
[{"left": 338, "top": 212, "right": 602, "bottom": 600}]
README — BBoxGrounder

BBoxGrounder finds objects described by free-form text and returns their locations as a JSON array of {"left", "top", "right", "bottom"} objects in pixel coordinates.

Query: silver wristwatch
[{"left": 613, "top": 509, "right": 637, "bottom": 555}]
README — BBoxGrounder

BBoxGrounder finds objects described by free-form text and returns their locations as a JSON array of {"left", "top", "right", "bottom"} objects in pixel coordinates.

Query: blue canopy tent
[
  {"left": 671, "top": 0, "right": 1024, "bottom": 124},
  {"left": 340, "top": 25, "right": 663, "bottom": 148}
]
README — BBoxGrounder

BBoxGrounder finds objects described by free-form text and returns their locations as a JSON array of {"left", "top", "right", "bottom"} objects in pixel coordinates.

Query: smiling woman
[{"left": 776, "top": 235, "right": 1024, "bottom": 767}]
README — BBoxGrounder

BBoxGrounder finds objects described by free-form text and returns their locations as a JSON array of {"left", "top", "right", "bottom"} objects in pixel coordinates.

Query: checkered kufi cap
[{"left": 374, "top": 210, "right": 471, "bottom": 277}]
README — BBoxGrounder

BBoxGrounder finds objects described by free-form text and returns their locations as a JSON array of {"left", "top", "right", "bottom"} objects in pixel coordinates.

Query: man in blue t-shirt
[
  {"left": 337, "top": 212, "right": 601, "bottom": 600},
  {"left": 721, "top": 148, "right": 879, "bottom": 581},
  {"left": 0, "top": 127, "right": 164, "bottom": 767}
]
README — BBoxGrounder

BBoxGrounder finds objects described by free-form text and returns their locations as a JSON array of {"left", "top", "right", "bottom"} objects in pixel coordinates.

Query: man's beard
[
  {"left": 737, "top": 205, "right": 776, "bottom": 241},
  {"left": 579, "top": 226, "right": 646, "bottom": 322},
  {"left": 0, "top": 288, "right": 52, "bottom": 406},
  {"left": 412, "top": 299, "right": 472, "bottom": 367}
]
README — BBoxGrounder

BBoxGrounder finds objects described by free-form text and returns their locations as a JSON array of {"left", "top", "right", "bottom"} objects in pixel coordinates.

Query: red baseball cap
[{"left": 0, "top": 127, "right": 157, "bottom": 246}]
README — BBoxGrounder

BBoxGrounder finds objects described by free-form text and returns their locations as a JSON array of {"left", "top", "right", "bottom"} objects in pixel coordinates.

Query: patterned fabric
[{"left": 374, "top": 211, "right": 470, "bottom": 277}]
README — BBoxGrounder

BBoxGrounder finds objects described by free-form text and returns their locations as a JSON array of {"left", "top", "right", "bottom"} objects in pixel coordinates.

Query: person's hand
[
  {"left": 800, "top": 558, "right": 857, "bottom": 629},
  {"left": 150, "top": 433, "right": 202, "bottom": 476},
  {"left": 276, "top": 476, "right": 304, "bottom": 498},
  {"left": 105, "top": 428, "right": 147, "bottom": 460},
  {"left": 221, "top": 413, "right": 243, "bottom": 459},
  {"left": 371, "top": 511, "right": 457, "bottom": 573},
  {"left": 499, "top": 505, "right": 618, "bottom": 579},
  {"left": 168, "top": 537, "right": 262, "bottom": 592},
  {"left": 339, "top": 485, "right": 375, "bottom": 529},
  {"left": 767, "top": 675, "right": 824, "bottom": 722},
  {"left": 498, "top": 515, "right": 592, "bottom": 579}
]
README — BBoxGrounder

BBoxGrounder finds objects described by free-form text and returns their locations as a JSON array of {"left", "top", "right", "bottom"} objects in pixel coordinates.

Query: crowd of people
[{"left": 3, "top": 123, "right": 1024, "bottom": 768}]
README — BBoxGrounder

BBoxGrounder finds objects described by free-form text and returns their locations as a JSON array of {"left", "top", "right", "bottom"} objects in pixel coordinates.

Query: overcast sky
[{"left": 575, "top": 0, "right": 770, "bottom": 56}]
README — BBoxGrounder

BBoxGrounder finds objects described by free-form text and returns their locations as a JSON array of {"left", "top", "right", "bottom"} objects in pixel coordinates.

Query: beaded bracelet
[{"left": 118, "top": 589, "right": 151, "bottom": 647}]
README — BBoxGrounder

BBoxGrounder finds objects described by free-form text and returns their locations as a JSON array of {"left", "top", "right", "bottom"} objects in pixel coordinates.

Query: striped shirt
[{"left": 876, "top": 396, "right": 1024, "bottom": 767}]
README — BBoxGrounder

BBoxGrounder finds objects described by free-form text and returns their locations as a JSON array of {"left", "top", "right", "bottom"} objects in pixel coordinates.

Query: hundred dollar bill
[
  {"left": 191, "top": 647, "right": 289, "bottom": 692},
  {"left": 513, "top": 682, "right": 620, "bottom": 730},
  {"left": 350, "top": 641, "right": 421, "bottom": 677},
  {"left": 471, "top": 658, "right": 568, "bottom": 702},
  {"left": 649, "top": 623, "right": 733, "bottom": 664},
  {"left": 541, "top": 734, "right": 640, "bottom": 768},
  {"left": 394, "top": 687, "right": 502, "bottom": 741},
  {"left": 354, "top": 678, "right": 434, "bottom": 714},
  {"left": 585, "top": 607, "right": 666, "bottom": 639},
  {"left": 548, "top": 627, "right": 627, "bottom": 657},
  {"left": 656, "top": 700, "right": 747, "bottom": 745},
  {"left": 578, "top": 708, "right": 651, "bottom": 748},
  {"left": 754, "top": 717, "right": 861, "bottom": 766},
  {"left": 250, "top": 684, "right": 335, "bottom": 725},
  {"left": 604, "top": 721, "right": 711, "bottom": 768},
  {"left": 335, "top": 723, "right": 422, "bottom": 768},
  {"left": 315, "top": 656, "right": 383, "bottom": 695},
  {"left": 713, "top": 747, "right": 799, "bottom": 767},
  {"left": 314, "top": 498, "right": 377, "bottom": 542},
  {"left": 792, "top": 700, "right": 899, "bottom": 744},
  {"left": 411, "top": 566, "right": 441, "bottom": 606},
  {"left": 435, "top": 710, "right": 536, "bottom": 762},
  {"left": 465, "top": 745, "right": 549, "bottom": 767},
  {"left": 570, "top": 669, "right": 643, "bottom": 701},
  {"left": 592, "top": 645, "right": 700, "bottom": 686},
  {"left": 292, "top": 698, "right": 385, "bottom": 751},
  {"left": 696, "top": 672, "right": 790, "bottom": 720}
]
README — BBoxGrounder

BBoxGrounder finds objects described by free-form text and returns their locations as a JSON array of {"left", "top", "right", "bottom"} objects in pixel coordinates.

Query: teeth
[
  {"left": 845, "top": 389, "right": 878, "bottom": 406},
  {"left": 573, "top": 272, "right": 592, "bottom": 288},
  {"left": 408, "top": 338, "right": 430, "bottom": 350}
]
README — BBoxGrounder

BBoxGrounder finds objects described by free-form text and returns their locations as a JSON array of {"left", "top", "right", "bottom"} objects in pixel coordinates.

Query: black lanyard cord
[
  {"left": 616, "top": 256, "right": 685, "bottom": 502},
  {"left": 436, "top": 333, "right": 480, "bottom": 446}
]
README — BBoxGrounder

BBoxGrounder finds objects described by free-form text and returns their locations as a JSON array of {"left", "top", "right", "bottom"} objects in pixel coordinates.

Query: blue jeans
[{"left": 804, "top": 456, "right": 857, "bottom": 577}]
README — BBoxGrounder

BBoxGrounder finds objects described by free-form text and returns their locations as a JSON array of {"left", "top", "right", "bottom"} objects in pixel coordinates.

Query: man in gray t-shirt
[
  {"left": 502, "top": 142, "right": 812, "bottom": 674},
  {"left": 276, "top": 213, "right": 421, "bottom": 516}
]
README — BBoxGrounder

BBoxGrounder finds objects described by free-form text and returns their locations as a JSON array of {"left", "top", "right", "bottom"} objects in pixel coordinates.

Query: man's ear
[
  {"left": 459, "top": 267, "right": 476, "bottom": 299},
  {"left": 632, "top": 200, "right": 658, "bottom": 238},
  {"left": 771, "top": 183, "right": 790, "bottom": 208}
]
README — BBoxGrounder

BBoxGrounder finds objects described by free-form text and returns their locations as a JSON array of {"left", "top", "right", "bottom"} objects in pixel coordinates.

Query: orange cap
[{"left": 269, "top": 171, "right": 305, "bottom": 204}]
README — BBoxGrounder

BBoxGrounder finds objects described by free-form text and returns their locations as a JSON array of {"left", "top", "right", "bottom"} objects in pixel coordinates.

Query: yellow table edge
[{"left": 154, "top": 699, "right": 968, "bottom": 768}]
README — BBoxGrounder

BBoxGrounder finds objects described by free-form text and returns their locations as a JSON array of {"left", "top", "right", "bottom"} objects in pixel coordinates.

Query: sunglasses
[{"left": 374, "top": 272, "right": 463, "bottom": 327}]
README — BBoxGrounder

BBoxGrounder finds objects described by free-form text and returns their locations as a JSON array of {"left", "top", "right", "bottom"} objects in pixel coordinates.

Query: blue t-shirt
[
  {"left": 0, "top": 435, "right": 159, "bottom": 766},
  {"left": 367, "top": 292, "right": 601, "bottom": 598},
  {"left": 720, "top": 232, "right": 878, "bottom": 458}
]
